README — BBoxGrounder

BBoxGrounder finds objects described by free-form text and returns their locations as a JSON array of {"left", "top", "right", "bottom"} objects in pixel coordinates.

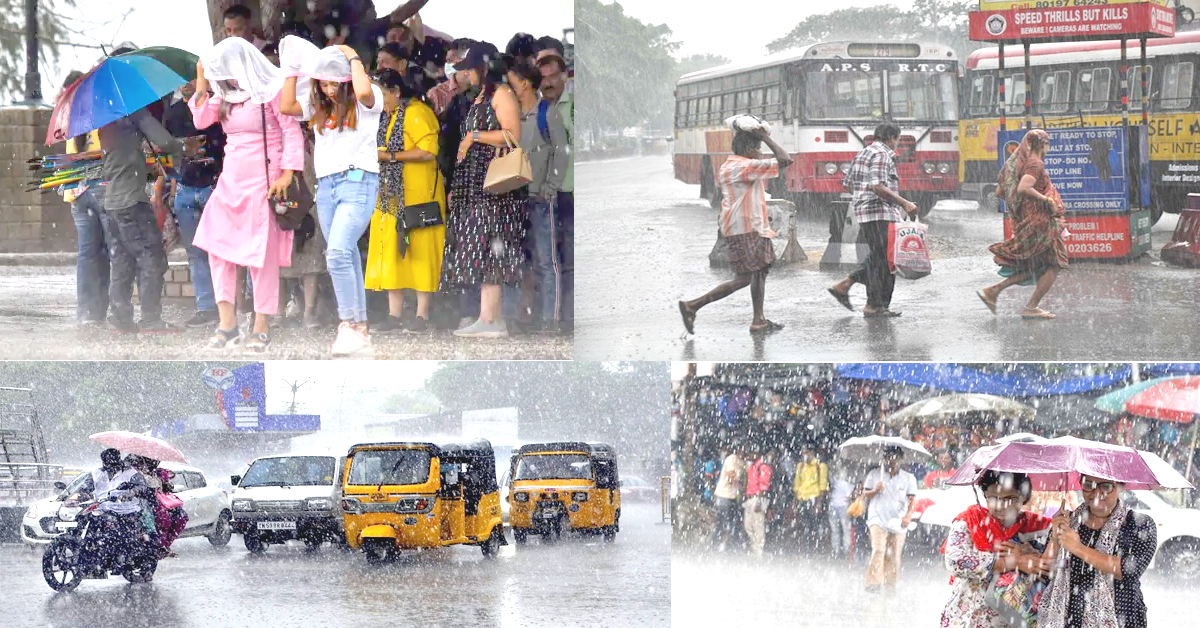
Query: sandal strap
[{"left": 207, "top": 327, "right": 239, "bottom": 347}]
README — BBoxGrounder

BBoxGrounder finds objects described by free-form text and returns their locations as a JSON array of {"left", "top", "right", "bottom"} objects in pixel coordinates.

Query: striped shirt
[
  {"left": 718, "top": 156, "right": 780, "bottom": 238},
  {"left": 846, "top": 141, "right": 903, "bottom": 224}
]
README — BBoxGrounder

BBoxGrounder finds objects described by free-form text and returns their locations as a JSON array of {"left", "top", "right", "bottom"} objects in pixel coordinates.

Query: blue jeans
[
  {"left": 71, "top": 187, "right": 110, "bottom": 322},
  {"left": 316, "top": 171, "right": 378, "bottom": 322},
  {"left": 556, "top": 191, "right": 574, "bottom": 324},
  {"left": 172, "top": 184, "right": 216, "bottom": 311},
  {"left": 528, "top": 196, "right": 564, "bottom": 324}
]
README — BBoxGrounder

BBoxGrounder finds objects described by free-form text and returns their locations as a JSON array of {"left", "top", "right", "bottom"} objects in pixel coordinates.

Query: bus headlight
[
  {"left": 840, "top": 163, "right": 851, "bottom": 174},
  {"left": 823, "top": 162, "right": 838, "bottom": 175},
  {"left": 571, "top": 492, "right": 589, "bottom": 502},
  {"left": 513, "top": 492, "right": 530, "bottom": 503},
  {"left": 938, "top": 163, "right": 952, "bottom": 175},
  {"left": 923, "top": 162, "right": 936, "bottom": 174}
]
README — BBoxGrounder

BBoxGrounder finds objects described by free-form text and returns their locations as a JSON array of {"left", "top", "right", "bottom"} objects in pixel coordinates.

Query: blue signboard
[{"left": 998, "top": 126, "right": 1134, "bottom": 213}]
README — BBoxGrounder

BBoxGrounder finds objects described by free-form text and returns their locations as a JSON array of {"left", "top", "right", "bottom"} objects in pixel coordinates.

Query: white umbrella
[
  {"left": 838, "top": 435, "right": 931, "bottom": 465},
  {"left": 995, "top": 432, "right": 1046, "bottom": 444},
  {"left": 885, "top": 393, "right": 1036, "bottom": 425}
]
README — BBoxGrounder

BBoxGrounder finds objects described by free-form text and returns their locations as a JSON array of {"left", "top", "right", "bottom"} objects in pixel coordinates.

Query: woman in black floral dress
[{"left": 442, "top": 42, "right": 525, "bottom": 338}]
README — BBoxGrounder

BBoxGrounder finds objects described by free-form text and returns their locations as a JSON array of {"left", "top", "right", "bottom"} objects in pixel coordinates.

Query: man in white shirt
[
  {"left": 711, "top": 446, "right": 746, "bottom": 552},
  {"left": 862, "top": 446, "right": 917, "bottom": 591}
]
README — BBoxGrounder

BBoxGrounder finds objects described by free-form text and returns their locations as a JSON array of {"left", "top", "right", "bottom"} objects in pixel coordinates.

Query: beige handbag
[{"left": 483, "top": 130, "right": 532, "bottom": 195}]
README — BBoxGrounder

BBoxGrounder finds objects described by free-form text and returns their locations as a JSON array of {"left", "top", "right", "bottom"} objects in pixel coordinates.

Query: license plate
[
  {"left": 257, "top": 521, "right": 296, "bottom": 531},
  {"left": 54, "top": 522, "right": 77, "bottom": 530}
]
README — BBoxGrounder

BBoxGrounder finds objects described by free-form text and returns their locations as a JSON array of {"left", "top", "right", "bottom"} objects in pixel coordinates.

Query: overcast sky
[
  {"left": 41, "top": 0, "right": 571, "bottom": 100},
  {"left": 604, "top": 0, "right": 917, "bottom": 63}
]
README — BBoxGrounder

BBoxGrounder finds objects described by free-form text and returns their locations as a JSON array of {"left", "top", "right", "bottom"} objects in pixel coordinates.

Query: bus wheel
[{"left": 513, "top": 528, "right": 527, "bottom": 545}]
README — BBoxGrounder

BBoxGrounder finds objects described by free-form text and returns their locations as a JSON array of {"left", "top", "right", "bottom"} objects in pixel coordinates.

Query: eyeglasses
[{"left": 1080, "top": 478, "right": 1117, "bottom": 494}]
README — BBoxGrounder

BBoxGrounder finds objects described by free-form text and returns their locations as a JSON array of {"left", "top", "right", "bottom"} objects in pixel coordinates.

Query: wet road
[
  {"left": 2, "top": 503, "right": 668, "bottom": 628},
  {"left": 576, "top": 155, "right": 1200, "bottom": 360},
  {"left": 0, "top": 266, "right": 570, "bottom": 360},
  {"left": 672, "top": 545, "right": 1193, "bottom": 627}
]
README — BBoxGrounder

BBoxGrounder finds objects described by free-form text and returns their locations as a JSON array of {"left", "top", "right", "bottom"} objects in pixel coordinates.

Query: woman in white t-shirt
[{"left": 281, "top": 43, "right": 383, "bottom": 357}]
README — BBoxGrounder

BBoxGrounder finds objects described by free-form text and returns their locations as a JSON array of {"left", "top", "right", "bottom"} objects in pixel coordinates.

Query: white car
[
  {"left": 229, "top": 454, "right": 346, "bottom": 553},
  {"left": 912, "top": 484, "right": 1200, "bottom": 579},
  {"left": 20, "top": 462, "right": 233, "bottom": 547}
]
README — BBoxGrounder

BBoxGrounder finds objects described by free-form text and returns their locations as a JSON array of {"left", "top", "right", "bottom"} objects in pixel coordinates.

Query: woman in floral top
[{"left": 940, "top": 471, "right": 1052, "bottom": 628}]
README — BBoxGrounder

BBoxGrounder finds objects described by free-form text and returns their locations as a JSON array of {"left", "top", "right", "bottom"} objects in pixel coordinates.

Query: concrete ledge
[{"left": 0, "top": 252, "right": 76, "bottom": 266}]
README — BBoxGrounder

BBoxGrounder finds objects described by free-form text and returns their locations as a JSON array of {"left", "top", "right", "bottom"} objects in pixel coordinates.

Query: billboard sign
[
  {"left": 970, "top": 3, "right": 1175, "bottom": 41},
  {"left": 998, "top": 127, "right": 1136, "bottom": 213}
]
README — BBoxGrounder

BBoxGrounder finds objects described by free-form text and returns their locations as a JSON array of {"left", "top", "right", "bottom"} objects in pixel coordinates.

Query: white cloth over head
[
  {"left": 277, "top": 35, "right": 354, "bottom": 113},
  {"left": 726, "top": 114, "right": 771, "bottom": 135},
  {"left": 201, "top": 36, "right": 285, "bottom": 105}
]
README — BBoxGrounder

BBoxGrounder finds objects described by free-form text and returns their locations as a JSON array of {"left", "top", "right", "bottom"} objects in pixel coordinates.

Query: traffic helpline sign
[{"left": 970, "top": 2, "right": 1175, "bottom": 42}]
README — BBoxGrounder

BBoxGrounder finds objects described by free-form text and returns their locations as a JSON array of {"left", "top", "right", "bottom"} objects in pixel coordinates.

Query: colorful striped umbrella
[
  {"left": 1093, "top": 375, "right": 1188, "bottom": 415},
  {"left": 46, "top": 47, "right": 198, "bottom": 146}
]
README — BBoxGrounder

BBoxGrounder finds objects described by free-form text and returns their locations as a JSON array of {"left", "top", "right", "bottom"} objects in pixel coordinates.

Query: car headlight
[
  {"left": 340, "top": 497, "right": 362, "bottom": 514},
  {"left": 840, "top": 162, "right": 851, "bottom": 174},
  {"left": 923, "top": 162, "right": 936, "bottom": 174},
  {"left": 823, "top": 162, "right": 838, "bottom": 175},
  {"left": 571, "top": 492, "right": 589, "bottom": 502},
  {"left": 938, "top": 163, "right": 951, "bottom": 174},
  {"left": 513, "top": 492, "right": 530, "bottom": 503},
  {"left": 305, "top": 498, "right": 332, "bottom": 511},
  {"left": 232, "top": 499, "right": 255, "bottom": 512}
]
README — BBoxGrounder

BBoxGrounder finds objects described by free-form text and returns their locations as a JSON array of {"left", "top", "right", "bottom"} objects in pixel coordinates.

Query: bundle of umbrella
[{"left": 26, "top": 151, "right": 179, "bottom": 194}]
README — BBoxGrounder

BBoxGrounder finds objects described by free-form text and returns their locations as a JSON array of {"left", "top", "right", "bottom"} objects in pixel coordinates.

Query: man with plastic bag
[{"left": 827, "top": 123, "right": 918, "bottom": 318}]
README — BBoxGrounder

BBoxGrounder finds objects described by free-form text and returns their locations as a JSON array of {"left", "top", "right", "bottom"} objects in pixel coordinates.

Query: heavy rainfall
[
  {"left": 575, "top": 0, "right": 1200, "bottom": 361},
  {"left": 0, "top": 0, "right": 574, "bottom": 359},
  {"left": 670, "top": 362, "right": 1200, "bottom": 627},
  {"left": 0, "top": 361, "right": 671, "bottom": 627}
]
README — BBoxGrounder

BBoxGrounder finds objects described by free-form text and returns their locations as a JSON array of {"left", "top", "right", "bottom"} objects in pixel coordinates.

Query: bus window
[
  {"left": 749, "top": 88, "right": 764, "bottom": 115},
  {"left": 709, "top": 96, "right": 721, "bottom": 124},
  {"left": 1037, "top": 70, "right": 1071, "bottom": 114},
  {"left": 1076, "top": 68, "right": 1111, "bottom": 112},
  {"left": 676, "top": 100, "right": 686, "bottom": 127},
  {"left": 804, "top": 68, "right": 883, "bottom": 120},
  {"left": 888, "top": 70, "right": 956, "bottom": 121},
  {"left": 968, "top": 74, "right": 995, "bottom": 117},
  {"left": 766, "top": 85, "right": 780, "bottom": 108},
  {"left": 735, "top": 90, "right": 748, "bottom": 111},
  {"left": 698, "top": 96, "right": 710, "bottom": 124},
  {"left": 1003, "top": 74, "right": 1028, "bottom": 115},
  {"left": 1161, "top": 61, "right": 1193, "bottom": 110},
  {"left": 1129, "top": 65, "right": 1152, "bottom": 111}
]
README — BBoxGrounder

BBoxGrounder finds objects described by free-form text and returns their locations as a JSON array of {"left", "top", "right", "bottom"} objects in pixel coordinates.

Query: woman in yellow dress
[{"left": 365, "top": 69, "right": 446, "bottom": 333}]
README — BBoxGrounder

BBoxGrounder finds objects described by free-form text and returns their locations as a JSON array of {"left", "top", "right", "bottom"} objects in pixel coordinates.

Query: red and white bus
[{"left": 673, "top": 41, "right": 961, "bottom": 216}]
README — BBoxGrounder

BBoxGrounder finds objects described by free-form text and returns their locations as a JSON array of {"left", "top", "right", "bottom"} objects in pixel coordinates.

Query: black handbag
[
  {"left": 388, "top": 126, "right": 443, "bottom": 257},
  {"left": 261, "top": 105, "right": 314, "bottom": 231}
]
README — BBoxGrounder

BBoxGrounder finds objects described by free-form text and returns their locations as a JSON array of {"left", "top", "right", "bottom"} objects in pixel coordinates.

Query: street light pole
[{"left": 23, "top": 0, "right": 42, "bottom": 105}]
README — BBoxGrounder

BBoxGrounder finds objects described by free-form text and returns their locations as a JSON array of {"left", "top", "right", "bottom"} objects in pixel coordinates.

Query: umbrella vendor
[
  {"left": 97, "top": 44, "right": 205, "bottom": 335},
  {"left": 939, "top": 471, "right": 1052, "bottom": 628}
]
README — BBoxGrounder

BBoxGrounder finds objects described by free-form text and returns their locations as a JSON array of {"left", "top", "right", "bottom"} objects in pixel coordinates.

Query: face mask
[{"left": 445, "top": 63, "right": 456, "bottom": 79}]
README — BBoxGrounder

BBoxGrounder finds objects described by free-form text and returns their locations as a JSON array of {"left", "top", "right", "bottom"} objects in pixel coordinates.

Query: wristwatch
[{"left": 473, "top": 131, "right": 480, "bottom": 142}]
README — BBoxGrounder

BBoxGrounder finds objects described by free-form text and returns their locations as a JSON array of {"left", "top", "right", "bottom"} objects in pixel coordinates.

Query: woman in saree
[{"left": 976, "top": 129, "right": 1069, "bottom": 320}]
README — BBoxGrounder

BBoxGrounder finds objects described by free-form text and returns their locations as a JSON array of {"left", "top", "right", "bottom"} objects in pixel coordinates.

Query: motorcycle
[{"left": 42, "top": 491, "right": 160, "bottom": 591}]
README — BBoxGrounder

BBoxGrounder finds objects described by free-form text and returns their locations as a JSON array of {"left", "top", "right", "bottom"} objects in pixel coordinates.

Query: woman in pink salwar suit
[{"left": 190, "top": 74, "right": 305, "bottom": 352}]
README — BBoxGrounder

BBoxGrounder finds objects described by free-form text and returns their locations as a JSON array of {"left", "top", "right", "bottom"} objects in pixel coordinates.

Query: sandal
[
  {"left": 678, "top": 301, "right": 696, "bottom": 335},
  {"left": 863, "top": 309, "right": 901, "bottom": 318},
  {"left": 244, "top": 332, "right": 271, "bottom": 353},
  {"left": 205, "top": 327, "right": 241, "bottom": 350},
  {"left": 976, "top": 289, "right": 998, "bottom": 315},
  {"left": 827, "top": 288, "right": 854, "bottom": 311},
  {"left": 750, "top": 320, "right": 785, "bottom": 334},
  {"left": 1021, "top": 308, "right": 1057, "bottom": 320}
]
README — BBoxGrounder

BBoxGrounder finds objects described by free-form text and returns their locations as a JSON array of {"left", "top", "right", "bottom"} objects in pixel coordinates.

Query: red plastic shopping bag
[{"left": 887, "top": 219, "right": 931, "bottom": 279}]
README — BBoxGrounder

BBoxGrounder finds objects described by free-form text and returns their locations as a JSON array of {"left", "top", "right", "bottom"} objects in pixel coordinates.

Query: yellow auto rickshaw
[
  {"left": 340, "top": 439, "right": 505, "bottom": 563},
  {"left": 507, "top": 442, "right": 621, "bottom": 544}
]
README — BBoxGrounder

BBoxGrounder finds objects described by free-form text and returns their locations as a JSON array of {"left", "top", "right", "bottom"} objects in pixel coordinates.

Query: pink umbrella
[
  {"left": 90, "top": 431, "right": 187, "bottom": 464},
  {"left": 1124, "top": 376, "right": 1200, "bottom": 423},
  {"left": 945, "top": 436, "right": 1170, "bottom": 491}
]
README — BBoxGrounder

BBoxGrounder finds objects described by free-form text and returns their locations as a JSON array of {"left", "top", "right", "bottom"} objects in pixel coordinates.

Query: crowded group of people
[
  {"left": 679, "top": 121, "right": 1067, "bottom": 333},
  {"left": 698, "top": 437, "right": 1157, "bottom": 627},
  {"left": 61, "top": 0, "right": 573, "bottom": 356}
]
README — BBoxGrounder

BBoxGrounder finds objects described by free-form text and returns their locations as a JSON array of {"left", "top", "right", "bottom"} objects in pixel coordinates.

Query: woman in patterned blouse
[{"left": 940, "top": 471, "right": 1052, "bottom": 628}]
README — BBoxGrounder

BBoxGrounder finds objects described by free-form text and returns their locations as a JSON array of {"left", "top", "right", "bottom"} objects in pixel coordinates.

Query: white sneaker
[
  {"left": 453, "top": 318, "right": 508, "bottom": 338},
  {"left": 458, "top": 317, "right": 477, "bottom": 330},
  {"left": 331, "top": 322, "right": 372, "bottom": 356}
]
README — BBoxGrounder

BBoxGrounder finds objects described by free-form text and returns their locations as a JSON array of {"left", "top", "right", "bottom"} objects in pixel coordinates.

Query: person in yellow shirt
[
  {"left": 60, "top": 71, "right": 110, "bottom": 326},
  {"left": 792, "top": 445, "right": 829, "bottom": 552}
]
